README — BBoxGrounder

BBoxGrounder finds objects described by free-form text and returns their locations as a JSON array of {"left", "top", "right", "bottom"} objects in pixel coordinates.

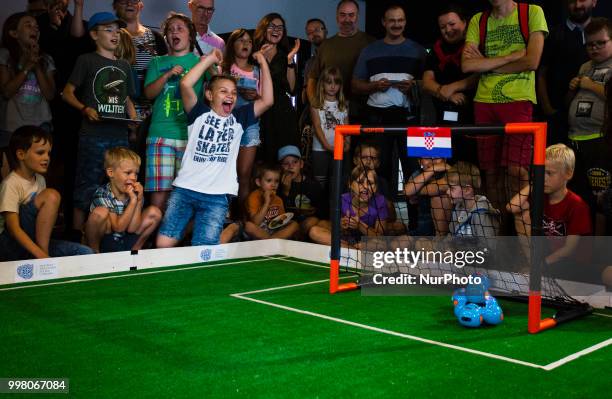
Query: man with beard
[
  {"left": 538, "top": 0, "right": 598, "bottom": 145},
  {"left": 301, "top": 18, "right": 327, "bottom": 104},
  {"left": 351, "top": 4, "right": 426, "bottom": 190},
  {"left": 307, "top": 0, "right": 374, "bottom": 121}
]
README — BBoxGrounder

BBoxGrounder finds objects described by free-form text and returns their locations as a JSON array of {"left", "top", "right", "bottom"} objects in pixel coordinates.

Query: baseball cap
[
  {"left": 87, "top": 12, "right": 126, "bottom": 31},
  {"left": 278, "top": 145, "right": 301, "bottom": 161}
]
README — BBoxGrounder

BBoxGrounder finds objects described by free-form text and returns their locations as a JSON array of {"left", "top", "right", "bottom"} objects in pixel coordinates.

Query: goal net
[{"left": 328, "top": 123, "right": 593, "bottom": 333}]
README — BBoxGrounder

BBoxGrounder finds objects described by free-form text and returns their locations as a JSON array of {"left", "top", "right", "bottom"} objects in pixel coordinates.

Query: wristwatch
[{"left": 287, "top": 63, "right": 296, "bottom": 69}]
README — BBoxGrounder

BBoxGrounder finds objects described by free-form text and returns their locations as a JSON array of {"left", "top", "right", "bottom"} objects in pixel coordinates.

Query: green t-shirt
[
  {"left": 466, "top": 4, "right": 548, "bottom": 104},
  {"left": 145, "top": 53, "right": 205, "bottom": 140}
]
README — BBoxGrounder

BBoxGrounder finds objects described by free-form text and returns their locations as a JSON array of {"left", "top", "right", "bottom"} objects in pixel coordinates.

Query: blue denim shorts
[
  {"left": 158, "top": 187, "right": 229, "bottom": 246},
  {"left": 0, "top": 194, "right": 94, "bottom": 261},
  {"left": 74, "top": 135, "right": 128, "bottom": 211},
  {"left": 239, "top": 122, "right": 261, "bottom": 147}
]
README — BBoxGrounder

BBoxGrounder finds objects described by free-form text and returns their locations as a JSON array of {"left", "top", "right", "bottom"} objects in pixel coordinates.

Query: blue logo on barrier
[
  {"left": 17, "top": 264, "right": 34, "bottom": 280},
  {"left": 200, "top": 249, "right": 212, "bottom": 261}
]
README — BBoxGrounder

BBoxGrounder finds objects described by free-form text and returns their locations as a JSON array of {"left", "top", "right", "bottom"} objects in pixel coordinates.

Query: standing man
[
  {"left": 352, "top": 4, "right": 426, "bottom": 187},
  {"left": 188, "top": 0, "right": 224, "bottom": 55},
  {"left": 462, "top": 0, "right": 548, "bottom": 211},
  {"left": 301, "top": 18, "right": 327, "bottom": 104},
  {"left": 307, "top": 0, "right": 374, "bottom": 121},
  {"left": 538, "top": 0, "right": 597, "bottom": 145}
]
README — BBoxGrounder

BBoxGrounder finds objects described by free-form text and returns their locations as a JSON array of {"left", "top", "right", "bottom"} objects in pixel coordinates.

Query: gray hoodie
[{"left": 450, "top": 195, "right": 500, "bottom": 238}]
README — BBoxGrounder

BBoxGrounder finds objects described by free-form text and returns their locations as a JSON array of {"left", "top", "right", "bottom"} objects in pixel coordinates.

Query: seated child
[
  {"left": 353, "top": 141, "right": 404, "bottom": 235},
  {"left": 85, "top": 147, "right": 162, "bottom": 253},
  {"left": 245, "top": 163, "right": 299, "bottom": 239},
  {"left": 278, "top": 145, "right": 326, "bottom": 237},
  {"left": 507, "top": 144, "right": 592, "bottom": 262},
  {"left": 0, "top": 126, "right": 93, "bottom": 261},
  {"left": 446, "top": 161, "right": 499, "bottom": 238},
  {"left": 310, "top": 165, "right": 388, "bottom": 248},
  {"left": 156, "top": 47, "right": 273, "bottom": 247},
  {"left": 404, "top": 157, "right": 452, "bottom": 235}
]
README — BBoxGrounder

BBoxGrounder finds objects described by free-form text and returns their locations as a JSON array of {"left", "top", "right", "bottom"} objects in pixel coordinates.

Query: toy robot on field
[{"left": 452, "top": 273, "right": 504, "bottom": 328}]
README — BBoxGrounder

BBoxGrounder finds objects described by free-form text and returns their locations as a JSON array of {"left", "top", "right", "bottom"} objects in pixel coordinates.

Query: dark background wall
[{"left": 365, "top": 0, "right": 611, "bottom": 47}]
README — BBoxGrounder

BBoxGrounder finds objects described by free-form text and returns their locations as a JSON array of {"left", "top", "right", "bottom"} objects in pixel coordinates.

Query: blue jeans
[
  {"left": 0, "top": 195, "right": 94, "bottom": 261},
  {"left": 240, "top": 122, "right": 261, "bottom": 147},
  {"left": 159, "top": 187, "right": 229, "bottom": 245},
  {"left": 74, "top": 135, "right": 128, "bottom": 211}
]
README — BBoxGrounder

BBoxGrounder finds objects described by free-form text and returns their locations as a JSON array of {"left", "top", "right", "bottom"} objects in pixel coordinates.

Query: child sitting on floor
[
  {"left": 0, "top": 126, "right": 93, "bottom": 261},
  {"left": 85, "top": 147, "right": 161, "bottom": 253},
  {"left": 310, "top": 165, "right": 388, "bottom": 248},
  {"left": 245, "top": 163, "right": 299, "bottom": 240}
]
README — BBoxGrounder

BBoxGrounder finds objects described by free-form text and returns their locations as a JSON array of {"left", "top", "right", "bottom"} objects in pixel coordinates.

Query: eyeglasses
[
  {"left": 236, "top": 38, "right": 252, "bottom": 45},
  {"left": 267, "top": 23, "right": 284, "bottom": 32},
  {"left": 360, "top": 156, "right": 378, "bottom": 162},
  {"left": 195, "top": 6, "right": 215, "bottom": 14},
  {"left": 585, "top": 39, "right": 610, "bottom": 50}
]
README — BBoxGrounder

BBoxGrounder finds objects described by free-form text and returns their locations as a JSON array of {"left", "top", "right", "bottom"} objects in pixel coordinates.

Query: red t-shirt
[{"left": 543, "top": 190, "right": 592, "bottom": 237}]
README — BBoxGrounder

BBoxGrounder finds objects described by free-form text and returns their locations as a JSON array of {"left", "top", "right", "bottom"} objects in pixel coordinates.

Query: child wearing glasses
[{"left": 567, "top": 17, "right": 612, "bottom": 229}]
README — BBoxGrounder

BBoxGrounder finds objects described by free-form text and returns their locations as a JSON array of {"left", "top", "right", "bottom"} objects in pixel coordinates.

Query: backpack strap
[
  {"left": 478, "top": 9, "right": 490, "bottom": 55},
  {"left": 517, "top": 2, "right": 530, "bottom": 46},
  {"left": 479, "top": 3, "right": 530, "bottom": 55}
]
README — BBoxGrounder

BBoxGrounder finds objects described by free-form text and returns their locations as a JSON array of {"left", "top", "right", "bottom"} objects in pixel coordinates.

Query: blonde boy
[
  {"left": 507, "top": 144, "right": 592, "bottom": 264},
  {"left": 85, "top": 147, "right": 161, "bottom": 253}
]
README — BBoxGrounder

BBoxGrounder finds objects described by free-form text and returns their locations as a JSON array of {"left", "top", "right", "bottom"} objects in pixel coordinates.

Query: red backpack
[{"left": 478, "top": 2, "right": 530, "bottom": 56}]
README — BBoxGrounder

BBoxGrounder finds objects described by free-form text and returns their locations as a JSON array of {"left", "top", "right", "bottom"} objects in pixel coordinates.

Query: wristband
[{"left": 287, "top": 63, "right": 296, "bottom": 69}]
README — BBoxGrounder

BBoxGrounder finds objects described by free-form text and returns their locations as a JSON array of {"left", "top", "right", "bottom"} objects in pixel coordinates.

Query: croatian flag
[{"left": 406, "top": 127, "right": 452, "bottom": 158}]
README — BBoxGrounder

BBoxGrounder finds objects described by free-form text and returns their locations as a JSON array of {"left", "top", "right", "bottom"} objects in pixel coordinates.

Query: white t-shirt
[
  {"left": 0, "top": 171, "right": 45, "bottom": 234},
  {"left": 173, "top": 100, "right": 256, "bottom": 195},
  {"left": 313, "top": 100, "right": 348, "bottom": 151}
]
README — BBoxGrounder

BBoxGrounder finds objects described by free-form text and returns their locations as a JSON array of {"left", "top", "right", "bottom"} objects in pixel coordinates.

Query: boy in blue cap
[{"left": 62, "top": 12, "right": 137, "bottom": 237}]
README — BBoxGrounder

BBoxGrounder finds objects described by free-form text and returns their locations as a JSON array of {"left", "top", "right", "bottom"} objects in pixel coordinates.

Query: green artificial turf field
[{"left": 1, "top": 255, "right": 610, "bottom": 398}]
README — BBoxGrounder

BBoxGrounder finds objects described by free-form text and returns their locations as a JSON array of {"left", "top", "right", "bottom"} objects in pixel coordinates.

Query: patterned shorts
[{"left": 145, "top": 137, "right": 187, "bottom": 192}]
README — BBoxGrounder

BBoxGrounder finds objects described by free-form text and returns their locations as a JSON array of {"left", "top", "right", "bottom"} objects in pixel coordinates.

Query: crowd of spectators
[{"left": 0, "top": 0, "right": 610, "bottom": 288}]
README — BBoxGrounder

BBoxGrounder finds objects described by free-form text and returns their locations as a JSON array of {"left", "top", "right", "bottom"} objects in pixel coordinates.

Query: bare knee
[
  {"left": 37, "top": 188, "right": 61, "bottom": 208},
  {"left": 145, "top": 205, "right": 162, "bottom": 223},
  {"left": 156, "top": 234, "right": 177, "bottom": 248},
  {"left": 87, "top": 207, "right": 110, "bottom": 227}
]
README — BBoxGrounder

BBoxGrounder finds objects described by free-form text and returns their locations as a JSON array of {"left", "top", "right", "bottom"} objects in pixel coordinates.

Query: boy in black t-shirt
[
  {"left": 62, "top": 12, "right": 137, "bottom": 234},
  {"left": 278, "top": 145, "right": 326, "bottom": 238}
]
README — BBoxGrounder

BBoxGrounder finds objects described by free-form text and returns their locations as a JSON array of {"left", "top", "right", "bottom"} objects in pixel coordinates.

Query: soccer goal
[{"left": 328, "top": 123, "right": 593, "bottom": 334}]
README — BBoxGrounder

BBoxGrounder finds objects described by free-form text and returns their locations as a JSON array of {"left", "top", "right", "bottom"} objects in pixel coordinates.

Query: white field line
[
  {"left": 0, "top": 257, "right": 285, "bottom": 292},
  {"left": 263, "top": 256, "right": 335, "bottom": 270},
  {"left": 542, "top": 338, "right": 612, "bottom": 371},
  {"left": 2, "top": 254, "right": 610, "bottom": 370},
  {"left": 593, "top": 312, "right": 612, "bottom": 318},
  {"left": 232, "top": 274, "right": 612, "bottom": 371},
  {"left": 231, "top": 291, "right": 546, "bottom": 370}
]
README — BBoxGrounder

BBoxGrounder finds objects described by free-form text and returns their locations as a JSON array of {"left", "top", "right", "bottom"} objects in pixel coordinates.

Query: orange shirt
[{"left": 246, "top": 189, "right": 285, "bottom": 227}]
